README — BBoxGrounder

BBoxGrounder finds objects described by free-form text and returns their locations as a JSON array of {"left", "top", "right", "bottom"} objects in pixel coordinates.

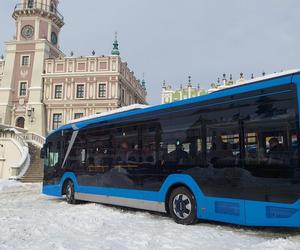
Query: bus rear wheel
[
  {"left": 168, "top": 187, "right": 197, "bottom": 225},
  {"left": 65, "top": 180, "right": 77, "bottom": 204}
]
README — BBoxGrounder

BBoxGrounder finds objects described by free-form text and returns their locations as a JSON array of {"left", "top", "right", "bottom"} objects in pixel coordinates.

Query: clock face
[
  {"left": 51, "top": 32, "right": 58, "bottom": 45},
  {"left": 21, "top": 25, "right": 34, "bottom": 39}
]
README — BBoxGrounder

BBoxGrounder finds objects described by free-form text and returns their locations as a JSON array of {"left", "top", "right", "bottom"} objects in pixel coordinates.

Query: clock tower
[{"left": 0, "top": 0, "right": 64, "bottom": 136}]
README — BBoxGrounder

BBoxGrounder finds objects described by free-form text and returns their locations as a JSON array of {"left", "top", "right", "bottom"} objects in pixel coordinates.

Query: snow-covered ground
[{"left": 1, "top": 180, "right": 300, "bottom": 250}]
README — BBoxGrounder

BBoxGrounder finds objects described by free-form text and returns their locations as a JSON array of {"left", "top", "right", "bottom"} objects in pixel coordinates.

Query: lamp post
[
  {"left": 0, "top": 144, "right": 4, "bottom": 158},
  {"left": 27, "top": 106, "right": 35, "bottom": 122},
  {"left": 0, "top": 144, "right": 5, "bottom": 178}
]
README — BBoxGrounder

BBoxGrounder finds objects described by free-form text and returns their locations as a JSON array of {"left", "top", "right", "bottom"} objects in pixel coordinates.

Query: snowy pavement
[{"left": 1, "top": 180, "right": 300, "bottom": 250}]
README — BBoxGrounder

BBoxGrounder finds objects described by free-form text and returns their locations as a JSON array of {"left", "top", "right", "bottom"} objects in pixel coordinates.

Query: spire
[
  {"left": 111, "top": 32, "right": 120, "bottom": 56},
  {"left": 228, "top": 74, "right": 234, "bottom": 85},
  {"left": 222, "top": 73, "right": 227, "bottom": 85},
  {"left": 188, "top": 76, "right": 192, "bottom": 87},
  {"left": 141, "top": 73, "right": 146, "bottom": 89}
]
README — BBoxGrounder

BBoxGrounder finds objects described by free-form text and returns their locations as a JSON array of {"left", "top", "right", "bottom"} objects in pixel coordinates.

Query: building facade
[
  {"left": 161, "top": 74, "right": 251, "bottom": 104},
  {"left": 43, "top": 53, "right": 147, "bottom": 132},
  {"left": 0, "top": 0, "right": 147, "bottom": 136},
  {"left": 161, "top": 77, "right": 207, "bottom": 104}
]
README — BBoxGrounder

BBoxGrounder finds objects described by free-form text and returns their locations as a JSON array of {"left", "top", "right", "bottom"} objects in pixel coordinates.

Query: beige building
[
  {"left": 161, "top": 77, "right": 207, "bottom": 104},
  {"left": 0, "top": 0, "right": 147, "bottom": 136},
  {"left": 161, "top": 74, "right": 253, "bottom": 104}
]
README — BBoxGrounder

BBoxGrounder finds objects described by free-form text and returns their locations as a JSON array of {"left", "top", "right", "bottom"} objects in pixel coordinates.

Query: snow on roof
[
  {"left": 208, "top": 69, "right": 300, "bottom": 93},
  {"left": 240, "top": 69, "right": 300, "bottom": 84},
  {"left": 67, "top": 104, "right": 149, "bottom": 125}
]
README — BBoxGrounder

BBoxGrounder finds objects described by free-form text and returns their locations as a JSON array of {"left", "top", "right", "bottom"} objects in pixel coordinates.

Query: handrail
[
  {"left": 0, "top": 131, "right": 27, "bottom": 148},
  {"left": 0, "top": 129, "right": 45, "bottom": 179},
  {"left": 22, "top": 132, "right": 45, "bottom": 148},
  {"left": 14, "top": 2, "right": 64, "bottom": 21},
  {"left": 0, "top": 123, "right": 28, "bottom": 134},
  {"left": 0, "top": 131, "right": 30, "bottom": 179}
]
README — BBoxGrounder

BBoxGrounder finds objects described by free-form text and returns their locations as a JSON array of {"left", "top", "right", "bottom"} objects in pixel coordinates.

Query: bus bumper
[{"left": 42, "top": 184, "right": 62, "bottom": 197}]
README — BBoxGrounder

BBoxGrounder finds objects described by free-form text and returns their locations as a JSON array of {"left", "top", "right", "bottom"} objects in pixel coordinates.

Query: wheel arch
[
  {"left": 59, "top": 172, "right": 78, "bottom": 195},
  {"left": 159, "top": 174, "right": 205, "bottom": 216}
]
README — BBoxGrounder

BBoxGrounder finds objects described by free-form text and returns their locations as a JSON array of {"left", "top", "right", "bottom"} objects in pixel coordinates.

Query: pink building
[{"left": 0, "top": 0, "right": 147, "bottom": 136}]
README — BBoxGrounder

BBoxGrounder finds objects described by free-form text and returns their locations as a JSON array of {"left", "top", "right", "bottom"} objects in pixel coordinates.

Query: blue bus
[{"left": 42, "top": 70, "right": 300, "bottom": 226}]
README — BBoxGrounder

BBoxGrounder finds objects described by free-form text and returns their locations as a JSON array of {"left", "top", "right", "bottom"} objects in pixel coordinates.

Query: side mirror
[{"left": 40, "top": 147, "right": 45, "bottom": 159}]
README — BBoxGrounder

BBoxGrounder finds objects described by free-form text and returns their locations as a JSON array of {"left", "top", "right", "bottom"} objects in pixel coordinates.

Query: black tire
[
  {"left": 168, "top": 187, "right": 198, "bottom": 225},
  {"left": 65, "top": 180, "right": 77, "bottom": 204}
]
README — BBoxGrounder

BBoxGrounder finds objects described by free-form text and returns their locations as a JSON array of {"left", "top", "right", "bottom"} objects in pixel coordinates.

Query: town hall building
[{"left": 0, "top": 0, "right": 147, "bottom": 136}]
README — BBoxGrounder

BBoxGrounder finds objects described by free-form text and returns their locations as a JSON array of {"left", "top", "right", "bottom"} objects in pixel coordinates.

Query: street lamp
[
  {"left": 27, "top": 107, "right": 35, "bottom": 122},
  {"left": 0, "top": 144, "right": 4, "bottom": 159}
]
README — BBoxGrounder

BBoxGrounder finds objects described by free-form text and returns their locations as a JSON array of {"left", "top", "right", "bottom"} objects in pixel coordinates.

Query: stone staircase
[{"left": 20, "top": 142, "right": 44, "bottom": 183}]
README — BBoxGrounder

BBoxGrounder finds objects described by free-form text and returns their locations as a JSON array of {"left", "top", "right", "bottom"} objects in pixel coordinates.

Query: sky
[{"left": 1, "top": 0, "right": 300, "bottom": 105}]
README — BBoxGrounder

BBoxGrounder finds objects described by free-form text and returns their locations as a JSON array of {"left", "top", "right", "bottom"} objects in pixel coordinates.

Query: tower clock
[{"left": 21, "top": 25, "right": 34, "bottom": 39}]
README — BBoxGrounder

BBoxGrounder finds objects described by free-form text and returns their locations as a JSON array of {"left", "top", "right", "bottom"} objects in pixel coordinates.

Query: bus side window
[
  {"left": 86, "top": 128, "right": 113, "bottom": 172},
  {"left": 158, "top": 114, "right": 202, "bottom": 168},
  {"left": 242, "top": 90, "right": 298, "bottom": 178},
  {"left": 114, "top": 126, "right": 139, "bottom": 166},
  {"left": 140, "top": 124, "right": 159, "bottom": 166},
  {"left": 48, "top": 141, "right": 60, "bottom": 168},
  {"left": 206, "top": 127, "right": 240, "bottom": 168},
  {"left": 65, "top": 133, "right": 87, "bottom": 170}
]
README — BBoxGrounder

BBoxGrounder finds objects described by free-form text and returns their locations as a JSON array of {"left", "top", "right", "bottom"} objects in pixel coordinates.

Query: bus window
[
  {"left": 158, "top": 113, "right": 202, "bottom": 168},
  {"left": 244, "top": 128, "right": 295, "bottom": 177},
  {"left": 264, "top": 132, "right": 292, "bottom": 167},
  {"left": 44, "top": 139, "right": 61, "bottom": 183},
  {"left": 242, "top": 91, "right": 298, "bottom": 178},
  {"left": 85, "top": 128, "right": 113, "bottom": 172},
  {"left": 47, "top": 141, "right": 60, "bottom": 168},
  {"left": 206, "top": 125, "right": 240, "bottom": 168},
  {"left": 114, "top": 126, "right": 139, "bottom": 166},
  {"left": 65, "top": 132, "right": 86, "bottom": 170},
  {"left": 141, "top": 124, "right": 158, "bottom": 165}
]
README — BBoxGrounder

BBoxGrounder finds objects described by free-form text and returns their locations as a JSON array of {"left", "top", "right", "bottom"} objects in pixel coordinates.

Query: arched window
[
  {"left": 27, "top": 0, "right": 34, "bottom": 8},
  {"left": 16, "top": 117, "right": 25, "bottom": 128}
]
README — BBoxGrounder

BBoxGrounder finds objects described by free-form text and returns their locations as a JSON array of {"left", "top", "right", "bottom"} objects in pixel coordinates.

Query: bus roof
[
  {"left": 208, "top": 69, "right": 300, "bottom": 93},
  {"left": 67, "top": 104, "right": 149, "bottom": 125},
  {"left": 48, "top": 69, "right": 300, "bottom": 138}
]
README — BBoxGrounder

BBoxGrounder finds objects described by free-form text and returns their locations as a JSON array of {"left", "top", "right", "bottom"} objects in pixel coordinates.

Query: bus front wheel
[
  {"left": 65, "top": 180, "right": 77, "bottom": 204},
  {"left": 168, "top": 187, "right": 197, "bottom": 225}
]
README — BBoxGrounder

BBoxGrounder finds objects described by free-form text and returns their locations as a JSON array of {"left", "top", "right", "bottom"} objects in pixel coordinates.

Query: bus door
[{"left": 44, "top": 132, "right": 63, "bottom": 184}]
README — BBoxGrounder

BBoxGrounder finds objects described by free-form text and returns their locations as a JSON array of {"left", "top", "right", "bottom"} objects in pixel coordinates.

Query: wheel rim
[
  {"left": 66, "top": 183, "right": 72, "bottom": 200},
  {"left": 172, "top": 194, "right": 192, "bottom": 219}
]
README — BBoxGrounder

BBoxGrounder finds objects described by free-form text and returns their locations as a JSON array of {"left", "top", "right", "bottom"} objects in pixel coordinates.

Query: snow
[
  {"left": 1, "top": 180, "right": 300, "bottom": 250},
  {"left": 0, "top": 179, "right": 23, "bottom": 192},
  {"left": 67, "top": 104, "right": 149, "bottom": 125},
  {"left": 238, "top": 69, "right": 300, "bottom": 86},
  {"left": 208, "top": 69, "right": 300, "bottom": 93}
]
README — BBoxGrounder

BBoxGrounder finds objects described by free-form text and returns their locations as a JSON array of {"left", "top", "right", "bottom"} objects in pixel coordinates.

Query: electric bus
[{"left": 42, "top": 70, "right": 300, "bottom": 226}]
